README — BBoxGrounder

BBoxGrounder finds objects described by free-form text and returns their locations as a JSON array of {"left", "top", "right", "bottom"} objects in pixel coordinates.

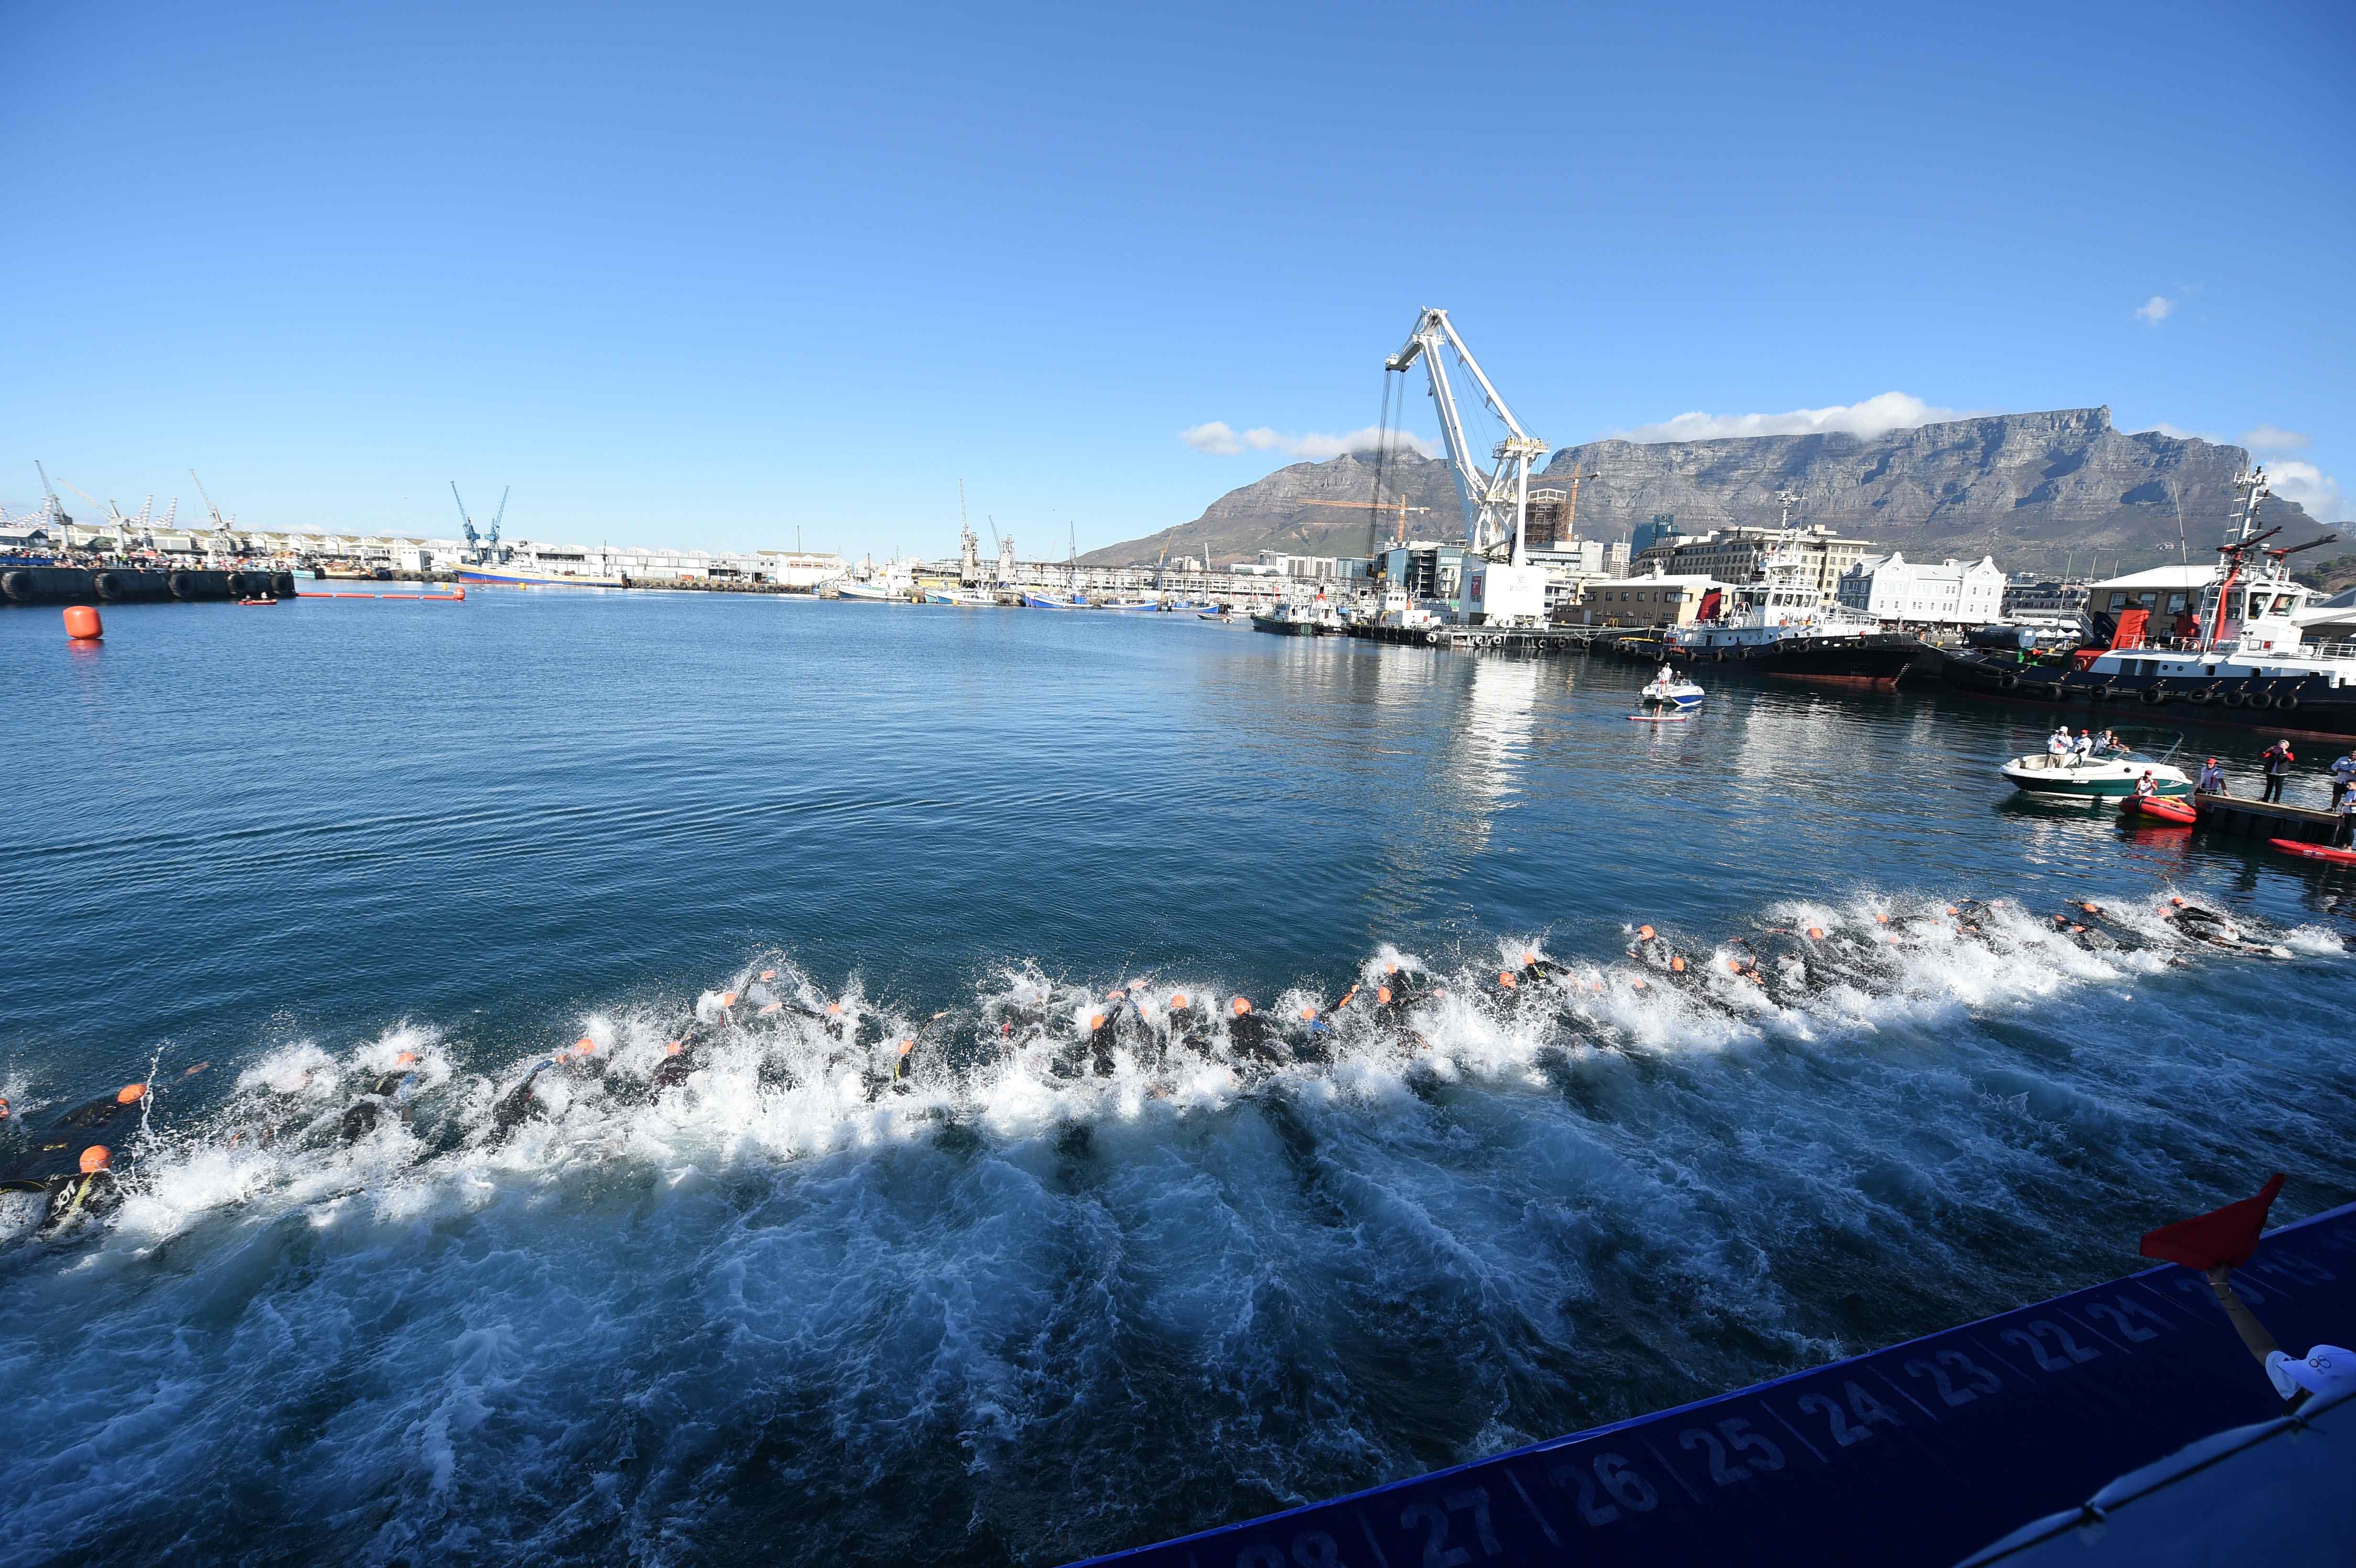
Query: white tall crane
[{"left": 1385, "top": 308, "right": 1551, "bottom": 625}]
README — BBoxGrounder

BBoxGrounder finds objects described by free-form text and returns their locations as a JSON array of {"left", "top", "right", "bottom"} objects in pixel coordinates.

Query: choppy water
[{"left": 3, "top": 591, "right": 2351, "bottom": 1567}]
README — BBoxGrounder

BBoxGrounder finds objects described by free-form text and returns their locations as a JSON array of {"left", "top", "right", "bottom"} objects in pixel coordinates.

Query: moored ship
[
  {"left": 1942, "top": 468, "right": 2355, "bottom": 738},
  {"left": 1663, "top": 529, "right": 1933, "bottom": 689}
]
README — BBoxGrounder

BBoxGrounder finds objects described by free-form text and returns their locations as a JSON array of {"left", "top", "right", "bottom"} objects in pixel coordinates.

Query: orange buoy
[
  {"left": 64, "top": 605, "right": 102, "bottom": 640},
  {"left": 80, "top": 1145, "right": 111, "bottom": 1173}
]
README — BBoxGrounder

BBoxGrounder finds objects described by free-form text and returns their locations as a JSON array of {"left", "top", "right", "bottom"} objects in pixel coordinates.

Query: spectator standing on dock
[
  {"left": 2197, "top": 757, "right": 2226, "bottom": 795},
  {"left": 2259, "top": 739, "right": 2295, "bottom": 804},
  {"left": 2330, "top": 746, "right": 2356, "bottom": 810}
]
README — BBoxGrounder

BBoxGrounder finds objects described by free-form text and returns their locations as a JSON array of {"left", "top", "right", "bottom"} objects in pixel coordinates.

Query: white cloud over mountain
[
  {"left": 2266, "top": 461, "right": 2345, "bottom": 523},
  {"left": 1606, "top": 392, "right": 1963, "bottom": 444},
  {"left": 2135, "top": 295, "right": 2175, "bottom": 325},
  {"left": 1181, "top": 422, "right": 1435, "bottom": 459}
]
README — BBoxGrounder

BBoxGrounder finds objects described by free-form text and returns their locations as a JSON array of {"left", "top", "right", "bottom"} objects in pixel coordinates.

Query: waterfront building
[
  {"left": 2000, "top": 576, "right": 2090, "bottom": 624},
  {"left": 1631, "top": 523, "right": 1872, "bottom": 605},
  {"left": 1835, "top": 553, "right": 2005, "bottom": 628},
  {"left": 1567, "top": 567, "right": 1722, "bottom": 628},
  {"left": 1255, "top": 550, "right": 1369, "bottom": 582}
]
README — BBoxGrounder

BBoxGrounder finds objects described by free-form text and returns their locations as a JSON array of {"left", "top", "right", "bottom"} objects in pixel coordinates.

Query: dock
[
  {"left": 2, "top": 566, "right": 300, "bottom": 606},
  {"left": 2194, "top": 790, "right": 2339, "bottom": 844},
  {"left": 1347, "top": 623, "right": 1611, "bottom": 654}
]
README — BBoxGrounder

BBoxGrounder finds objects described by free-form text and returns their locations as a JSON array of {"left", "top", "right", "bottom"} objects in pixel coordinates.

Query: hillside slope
[{"left": 1086, "top": 408, "right": 2320, "bottom": 573}]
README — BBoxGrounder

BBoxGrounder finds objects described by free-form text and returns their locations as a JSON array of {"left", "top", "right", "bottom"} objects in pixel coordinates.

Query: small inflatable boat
[
  {"left": 2268, "top": 837, "right": 2356, "bottom": 866},
  {"left": 2121, "top": 793, "right": 2197, "bottom": 825}
]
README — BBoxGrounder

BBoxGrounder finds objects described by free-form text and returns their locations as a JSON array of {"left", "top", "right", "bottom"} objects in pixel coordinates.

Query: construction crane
[
  {"left": 34, "top": 461, "right": 71, "bottom": 530},
  {"left": 1296, "top": 496, "right": 1432, "bottom": 548},
  {"left": 190, "top": 469, "right": 229, "bottom": 532},
  {"left": 1385, "top": 308, "right": 1549, "bottom": 624}
]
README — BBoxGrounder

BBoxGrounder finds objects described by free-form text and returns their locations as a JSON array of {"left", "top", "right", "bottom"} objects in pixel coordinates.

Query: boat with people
[
  {"left": 1942, "top": 468, "right": 2356, "bottom": 737},
  {"left": 2001, "top": 732, "right": 2193, "bottom": 803},
  {"left": 1639, "top": 663, "right": 1705, "bottom": 709}
]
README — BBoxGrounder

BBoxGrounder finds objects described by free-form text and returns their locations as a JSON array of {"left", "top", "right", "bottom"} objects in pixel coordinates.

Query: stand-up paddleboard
[
  {"left": 2122, "top": 794, "right": 2196, "bottom": 825},
  {"left": 1626, "top": 712, "right": 1691, "bottom": 723},
  {"left": 2268, "top": 837, "right": 2356, "bottom": 866}
]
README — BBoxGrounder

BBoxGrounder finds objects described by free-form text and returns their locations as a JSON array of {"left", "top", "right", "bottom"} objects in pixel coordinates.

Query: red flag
[{"left": 2139, "top": 1174, "right": 2287, "bottom": 1271}]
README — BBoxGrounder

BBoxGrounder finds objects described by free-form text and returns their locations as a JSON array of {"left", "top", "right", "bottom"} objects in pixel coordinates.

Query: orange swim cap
[
  {"left": 664, "top": 1041, "right": 684, "bottom": 1056},
  {"left": 1498, "top": 971, "right": 1517, "bottom": 989},
  {"left": 80, "top": 1145, "right": 110, "bottom": 1173},
  {"left": 575, "top": 1037, "right": 594, "bottom": 1052},
  {"left": 2081, "top": 902, "right": 2100, "bottom": 915},
  {"left": 1107, "top": 989, "right": 1126, "bottom": 1001},
  {"left": 758, "top": 1002, "right": 782, "bottom": 1016},
  {"left": 1232, "top": 997, "right": 1252, "bottom": 1015},
  {"left": 897, "top": 1039, "right": 913, "bottom": 1055},
  {"left": 759, "top": 969, "right": 777, "bottom": 981},
  {"left": 1089, "top": 1014, "right": 1106, "bottom": 1029},
  {"left": 827, "top": 1002, "right": 842, "bottom": 1015},
  {"left": 1636, "top": 925, "right": 1655, "bottom": 940},
  {"left": 0, "top": 1097, "right": 9, "bottom": 1119},
  {"left": 1169, "top": 992, "right": 1188, "bottom": 1009},
  {"left": 1630, "top": 977, "right": 1648, "bottom": 990},
  {"left": 1384, "top": 961, "right": 1397, "bottom": 974},
  {"left": 1669, "top": 955, "right": 1686, "bottom": 973},
  {"left": 721, "top": 991, "right": 740, "bottom": 1007},
  {"left": 1874, "top": 913, "right": 1888, "bottom": 924},
  {"left": 395, "top": 1051, "right": 418, "bottom": 1067},
  {"left": 1523, "top": 950, "right": 1538, "bottom": 965},
  {"left": 1375, "top": 987, "right": 1392, "bottom": 1004},
  {"left": 1806, "top": 927, "right": 1824, "bottom": 940},
  {"left": 1299, "top": 1006, "right": 1317, "bottom": 1020},
  {"left": 117, "top": 1083, "right": 147, "bottom": 1104},
  {"left": 1727, "top": 959, "right": 1743, "bottom": 973}
]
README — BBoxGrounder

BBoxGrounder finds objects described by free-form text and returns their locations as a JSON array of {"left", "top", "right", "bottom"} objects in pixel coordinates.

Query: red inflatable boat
[
  {"left": 2121, "top": 793, "right": 2197, "bottom": 825},
  {"left": 2268, "top": 837, "right": 2356, "bottom": 866}
]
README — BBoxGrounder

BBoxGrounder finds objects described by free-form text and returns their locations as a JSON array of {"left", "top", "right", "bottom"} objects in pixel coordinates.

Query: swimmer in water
[
  {"left": 649, "top": 1039, "right": 699, "bottom": 1097},
  {"left": 1224, "top": 996, "right": 1286, "bottom": 1069},
  {"left": 0, "top": 1144, "right": 122, "bottom": 1235},
  {"left": 486, "top": 1044, "right": 594, "bottom": 1144},
  {"left": 339, "top": 1053, "right": 422, "bottom": 1143}
]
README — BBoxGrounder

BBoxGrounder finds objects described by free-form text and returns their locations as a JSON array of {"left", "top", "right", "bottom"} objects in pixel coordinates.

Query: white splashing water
[{"left": 0, "top": 890, "right": 2345, "bottom": 1566}]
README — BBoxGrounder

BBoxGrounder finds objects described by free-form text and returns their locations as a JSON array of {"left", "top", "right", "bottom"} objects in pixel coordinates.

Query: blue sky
[{"left": 3, "top": 0, "right": 2349, "bottom": 556}]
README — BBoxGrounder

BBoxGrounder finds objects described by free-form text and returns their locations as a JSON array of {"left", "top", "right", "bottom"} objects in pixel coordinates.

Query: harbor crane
[
  {"left": 189, "top": 469, "right": 232, "bottom": 532},
  {"left": 1385, "top": 308, "right": 1550, "bottom": 625},
  {"left": 34, "top": 461, "right": 71, "bottom": 530},
  {"left": 451, "top": 482, "right": 508, "bottom": 563}
]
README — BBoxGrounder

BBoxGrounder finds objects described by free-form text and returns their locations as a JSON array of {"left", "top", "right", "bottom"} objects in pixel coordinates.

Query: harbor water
[{"left": 3, "top": 592, "right": 2351, "bottom": 1566}]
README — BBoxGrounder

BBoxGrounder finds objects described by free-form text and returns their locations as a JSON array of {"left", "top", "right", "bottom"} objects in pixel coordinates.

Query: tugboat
[
  {"left": 1663, "top": 499, "right": 1934, "bottom": 689},
  {"left": 1943, "top": 468, "right": 2354, "bottom": 737},
  {"left": 1249, "top": 596, "right": 1343, "bottom": 636}
]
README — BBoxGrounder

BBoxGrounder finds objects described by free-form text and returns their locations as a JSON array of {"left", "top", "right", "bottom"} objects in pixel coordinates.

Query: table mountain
[{"left": 1085, "top": 407, "right": 2323, "bottom": 575}]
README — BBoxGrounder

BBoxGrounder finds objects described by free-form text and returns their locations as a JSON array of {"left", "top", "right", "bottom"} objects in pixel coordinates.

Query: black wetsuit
[
  {"left": 340, "top": 1070, "right": 419, "bottom": 1143},
  {"left": 1226, "top": 1010, "right": 1285, "bottom": 1068},
  {"left": 650, "top": 1049, "right": 700, "bottom": 1096},
  {"left": 489, "top": 1061, "right": 556, "bottom": 1143}
]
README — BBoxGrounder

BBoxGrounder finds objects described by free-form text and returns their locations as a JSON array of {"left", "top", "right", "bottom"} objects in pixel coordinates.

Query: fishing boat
[
  {"left": 1084, "top": 599, "right": 1163, "bottom": 612},
  {"left": 921, "top": 586, "right": 995, "bottom": 606},
  {"left": 1022, "top": 591, "right": 1088, "bottom": 610},
  {"left": 835, "top": 578, "right": 904, "bottom": 601},
  {"left": 2001, "top": 750, "right": 2192, "bottom": 803}
]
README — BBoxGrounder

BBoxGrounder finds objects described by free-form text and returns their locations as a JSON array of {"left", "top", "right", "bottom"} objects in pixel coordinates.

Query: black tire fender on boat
[
  {"left": 1998, "top": 671, "right": 2019, "bottom": 691},
  {"left": 2224, "top": 690, "right": 2248, "bottom": 708},
  {"left": 2140, "top": 686, "right": 2166, "bottom": 705},
  {"left": 2278, "top": 693, "right": 2300, "bottom": 713},
  {"left": 1425, "top": 630, "right": 1440, "bottom": 645},
  {"left": 2248, "top": 693, "right": 2275, "bottom": 710}
]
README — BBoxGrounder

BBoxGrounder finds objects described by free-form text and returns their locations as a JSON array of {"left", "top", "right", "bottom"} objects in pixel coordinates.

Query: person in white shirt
[
  {"left": 2073, "top": 728, "right": 2098, "bottom": 759},
  {"left": 2048, "top": 724, "right": 2074, "bottom": 759},
  {"left": 2331, "top": 748, "right": 2356, "bottom": 810}
]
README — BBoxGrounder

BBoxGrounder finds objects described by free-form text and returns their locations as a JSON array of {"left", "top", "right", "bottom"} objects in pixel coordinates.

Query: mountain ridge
[{"left": 1081, "top": 407, "right": 2321, "bottom": 574}]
